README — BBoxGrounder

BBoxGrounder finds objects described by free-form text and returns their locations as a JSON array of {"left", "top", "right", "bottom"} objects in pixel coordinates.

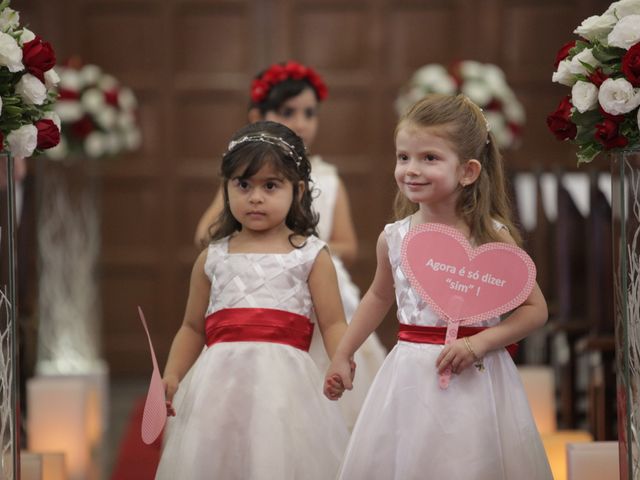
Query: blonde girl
[{"left": 325, "top": 94, "right": 553, "bottom": 479}]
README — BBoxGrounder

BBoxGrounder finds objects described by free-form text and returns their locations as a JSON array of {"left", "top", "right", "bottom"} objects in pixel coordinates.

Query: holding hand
[
  {"left": 324, "top": 357, "right": 356, "bottom": 400},
  {"left": 162, "top": 374, "right": 179, "bottom": 417},
  {"left": 435, "top": 336, "right": 485, "bottom": 375}
]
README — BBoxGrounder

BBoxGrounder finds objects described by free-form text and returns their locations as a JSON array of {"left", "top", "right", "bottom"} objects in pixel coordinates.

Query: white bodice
[
  {"left": 384, "top": 217, "right": 499, "bottom": 328},
  {"left": 204, "top": 235, "right": 326, "bottom": 319}
]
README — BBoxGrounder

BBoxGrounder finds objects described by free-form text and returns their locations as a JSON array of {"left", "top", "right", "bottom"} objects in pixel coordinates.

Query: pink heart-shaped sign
[
  {"left": 401, "top": 223, "right": 536, "bottom": 324},
  {"left": 138, "top": 306, "right": 167, "bottom": 445}
]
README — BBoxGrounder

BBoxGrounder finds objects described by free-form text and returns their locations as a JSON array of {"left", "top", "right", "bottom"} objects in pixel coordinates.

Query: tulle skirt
[
  {"left": 338, "top": 341, "right": 553, "bottom": 480},
  {"left": 309, "top": 256, "right": 387, "bottom": 429},
  {"left": 155, "top": 342, "right": 348, "bottom": 480}
]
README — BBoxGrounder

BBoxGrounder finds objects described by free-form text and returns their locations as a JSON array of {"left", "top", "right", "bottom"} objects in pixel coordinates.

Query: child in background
[
  {"left": 326, "top": 94, "right": 553, "bottom": 479},
  {"left": 156, "top": 121, "right": 349, "bottom": 479},
  {"left": 194, "top": 60, "right": 386, "bottom": 428}
]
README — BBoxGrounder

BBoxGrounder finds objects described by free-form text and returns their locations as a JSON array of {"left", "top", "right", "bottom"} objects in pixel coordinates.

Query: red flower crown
[{"left": 250, "top": 61, "right": 329, "bottom": 104}]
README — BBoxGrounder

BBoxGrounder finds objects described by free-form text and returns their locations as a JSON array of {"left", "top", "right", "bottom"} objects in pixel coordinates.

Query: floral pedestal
[
  {"left": 35, "top": 159, "right": 102, "bottom": 374},
  {"left": 0, "top": 152, "right": 21, "bottom": 479},
  {"left": 611, "top": 149, "right": 640, "bottom": 480}
]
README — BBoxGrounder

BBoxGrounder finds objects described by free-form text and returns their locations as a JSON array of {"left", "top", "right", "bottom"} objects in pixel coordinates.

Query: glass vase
[
  {"left": 0, "top": 151, "right": 21, "bottom": 479},
  {"left": 611, "top": 148, "right": 640, "bottom": 480}
]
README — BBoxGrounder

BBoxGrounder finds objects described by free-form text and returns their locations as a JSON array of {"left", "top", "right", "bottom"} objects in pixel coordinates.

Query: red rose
[
  {"left": 22, "top": 36, "right": 56, "bottom": 83},
  {"left": 546, "top": 96, "right": 577, "bottom": 140},
  {"left": 284, "top": 61, "right": 307, "bottom": 80},
  {"left": 71, "top": 115, "right": 94, "bottom": 139},
  {"left": 622, "top": 43, "right": 640, "bottom": 87},
  {"left": 35, "top": 119, "right": 60, "bottom": 149},
  {"left": 104, "top": 89, "right": 119, "bottom": 108},
  {"left": 594, "top": 119, "right": 629, "bottom": 149},
  {"left": 58, "top": 88, "right": 80, "bottom": 101},
  {"left": 554, "top": 40, "right": 576, "bottom": 68},
  {"left": 251, "top": 79, "right": 270, "bottom": 103},
  {"left": 588, "top": 68, "right": 608, "bottom": 87}
]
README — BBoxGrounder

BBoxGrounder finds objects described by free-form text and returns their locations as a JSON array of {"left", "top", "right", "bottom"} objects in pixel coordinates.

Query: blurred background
[{"left": 8, "top": 0, "right": 622, "bottom": 479}]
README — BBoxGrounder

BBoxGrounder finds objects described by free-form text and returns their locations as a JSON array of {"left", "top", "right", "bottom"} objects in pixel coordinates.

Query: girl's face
[
  {"left": 264, "top": 88, "right": 319, "bottom": 149},
  {"left": 227, "top": 161, "right": 301, "bottom": 233},
  {"left": 394, "top": 123, "right": 466, "bottom": 208}
]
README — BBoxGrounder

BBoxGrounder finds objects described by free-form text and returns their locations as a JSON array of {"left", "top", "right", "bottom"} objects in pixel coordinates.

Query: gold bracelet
[{"left": 463, "top": 337, "right": 484, "bottom": 371}]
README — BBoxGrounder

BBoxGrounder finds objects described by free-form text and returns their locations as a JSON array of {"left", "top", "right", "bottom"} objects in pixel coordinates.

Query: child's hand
[
  {"left": 435, "top": 336, "right": 484, "bottom": 375},
  {"left": 162, "top": 374, "right": 179, "bottom": 416},
  {"left": 324, "top": 374, "right": 345, "bottom": 400},
  {"left": 324, "top": 355, "right": 354, "bottom": 400}
]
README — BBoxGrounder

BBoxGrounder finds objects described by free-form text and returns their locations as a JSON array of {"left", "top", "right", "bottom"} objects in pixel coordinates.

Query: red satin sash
[
  {"left": 397, "top": 323, "right": 519, "bottom": 358},
  {"left": 205, "top": 308, "right": 314, "bottom": 352}
]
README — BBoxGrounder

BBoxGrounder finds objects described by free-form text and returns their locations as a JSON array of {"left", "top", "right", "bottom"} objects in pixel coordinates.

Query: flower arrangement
[
  {"left": 395, "top": 61, "right": 526, "bottom": 150},
  {"left": 547, "top": 0, "right": 640, "bottom": 164},
  {"left": 46, "top": 59, "right": 142, "bottom": 160},
  {"left": 0, "top": 0, "right": 60, "bottom": 160},
  {"left": 250, "top": 60, "right": 328, "bottom": 104}
]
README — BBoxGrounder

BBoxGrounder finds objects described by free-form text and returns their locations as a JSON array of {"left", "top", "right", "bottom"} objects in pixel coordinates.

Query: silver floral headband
[{"left": 227, "top": 133, "right": 303, "bottom": 166}]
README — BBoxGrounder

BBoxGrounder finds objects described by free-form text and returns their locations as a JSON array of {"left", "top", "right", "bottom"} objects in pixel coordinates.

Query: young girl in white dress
[
  {"left": 194, "top": 60, "right": 386, "bottom": 428},
  {"left": 325, "top": 94, "right": 553, "bottom": 479},
  {"left": 156, "top": 121, "right": 349, "bottom": 479}
]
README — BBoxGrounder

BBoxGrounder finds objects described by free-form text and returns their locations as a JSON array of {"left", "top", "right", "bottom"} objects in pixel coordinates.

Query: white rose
[
  {"left": 482, "top": 64, "right": 508, "bottom": 96},
  {"left": 412, "top": 64, "right": 448, "bottom": 86},
  {"left": 0, "top": 96, "right": 3, "bottom": 116},
  {"left": 104, "top": 133, "right": 122, "bottom": 155},
  {"left": 44, "top": 68, "right": 60, "bottom": 89},
  {"left": 19, "top": 27, "right": 35, "bottom": 45},
  {"left": 574, "top": 14, "right": 617, "bottom": 42},
  {"left": 459, "top": 61, "right": 484, "bottom": 79},
  {"left": 503, "top": 97, "right": 526, "bottom": 124},
  {"left": 80, "top": 64, "right": 102, "bottom": 85},
  {"left": 552, "top": 59, "right": 576, "bottom": 86},
  {"left": 84, "top": 132, "right": 106, "bottom": 158},
  {"left": 16, "top": 73, "right": 47, "bottom": 105},
  {"left": 98, "top": 74, "right": 117, "bottom": 91},
  {"left": 95, "top": 107, "right": 117, "bottom": 130},
  {"left": 43, "top": 111, "right": 61, "bottom": 130},
  {"left": 638, "top": 106, "right": 640, "bottom": 135},
  {"left": 598, "top": 77, "right": 640, "bottom": 115},
  {"left": 45, "top": 137, "right": 68, "bottom": 161},
  {"left": 7, "top": 124, "right": 37, "bottom": 159},
  {"left": 608, "top": 15, "right": 640, "bottom": 49},
  {"left": 118, "top": 87, "right": 138, "bottom": 110},
  {"left": 571, "top": 81, "right": 599, "bottom": 113},
  {"left": 606, "top": 0, "right": 640, "bottom": 18},
  {"left": 59, "top": 68, "right": 82, "bottom": 91},
  {"left": 81, "top": 88, "right": 105, "bottom": 114},
  {"left": 461, "top": 80, "right": 492, "bottom": 106},
  {"left": 568, "top": 49, "right": 600, "bottom": 77},
  {"left": 0, "top": 8, "right": 19, "bottom": 32},
  {"left": 124, "top": 128, "right": 142, "bottom": 151},
  {"left": 54, "top": 100, "right": 83, "bottom": 123},
  {"left": 0, "top": 31, "right": 23, "bottom": 72}
]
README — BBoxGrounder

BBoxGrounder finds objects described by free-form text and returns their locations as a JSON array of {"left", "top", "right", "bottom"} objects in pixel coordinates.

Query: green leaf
[
  {"left": 592, "top": 43, "right": 626, "bottom": 63},
  {"left": 2, "top": 105, "right": 22, "bottom": 116},
  {"left": 577, "top": 143, "right": 602, "bottom": 164},
  {"left": 0, "top": 1, "right": 11, "bottom": 12},
  {"left": 571, "top": 109, "right": 601, "bottom": 126}
]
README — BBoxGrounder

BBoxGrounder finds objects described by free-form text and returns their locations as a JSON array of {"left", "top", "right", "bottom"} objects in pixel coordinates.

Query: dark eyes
[{"left": 397, "top": 154, "right": 438, "bottom": 162}]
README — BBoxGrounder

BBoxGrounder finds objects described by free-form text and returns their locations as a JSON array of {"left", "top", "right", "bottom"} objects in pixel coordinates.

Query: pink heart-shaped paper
[
  {"left": 401, "top": 223, "right": 536, "bottom": 323},
  {"left": 138, "top": 306, "right": 167, "bottom": 445}
]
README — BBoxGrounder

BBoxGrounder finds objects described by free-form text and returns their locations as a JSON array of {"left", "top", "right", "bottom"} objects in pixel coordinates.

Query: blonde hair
[{"left": 393, "top": 93, "right": 522, "bottom": 246}]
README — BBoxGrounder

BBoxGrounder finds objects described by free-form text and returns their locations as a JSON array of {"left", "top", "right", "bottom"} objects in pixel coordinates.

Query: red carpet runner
[{"left": 110, "top": 397, "right": 162, "bottom": 480}]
